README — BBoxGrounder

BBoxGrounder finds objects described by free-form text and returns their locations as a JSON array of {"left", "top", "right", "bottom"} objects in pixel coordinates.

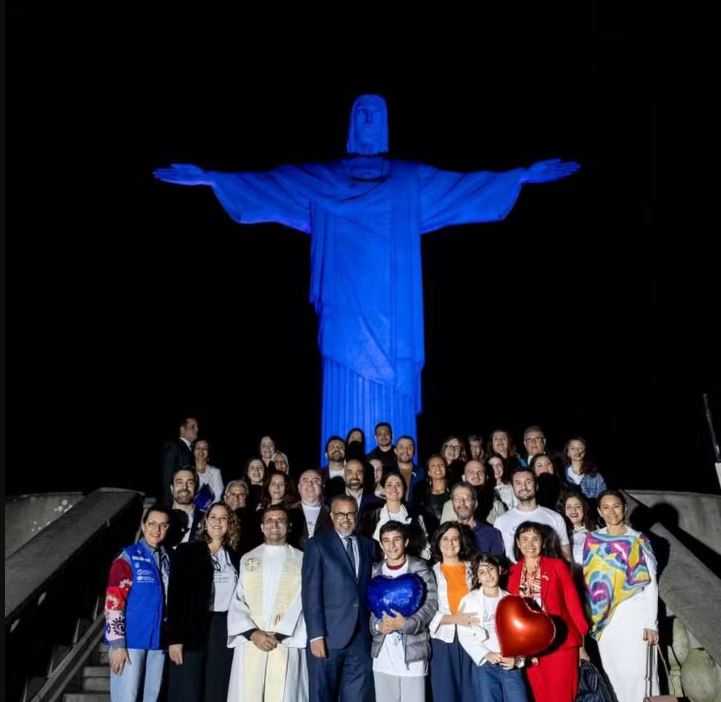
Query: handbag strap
[
  {"left": 646, "top": 643, "right": 671, "bottom": 696},
  {"left": 645, "top": 643, "right": 654, "bottom": 697}
]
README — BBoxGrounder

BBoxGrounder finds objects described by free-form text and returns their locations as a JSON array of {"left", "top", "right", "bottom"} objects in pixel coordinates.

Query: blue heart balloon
[{"left": 366, "top": 572, "right": 426, "bottom": 618}]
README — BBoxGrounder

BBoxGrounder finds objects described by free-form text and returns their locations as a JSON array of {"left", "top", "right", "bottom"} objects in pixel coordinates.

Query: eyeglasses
[
  {"left": 263, "top": 518, "right": 288, "bottom": 526},
  {"left": 446, "top": 444, "right": 462, "bottom": 450},
  {"left": 332, "top": 511, "right": 357, "bottom": 520},
  {"left": 146, "top": 521, "right": 170, "bottom": 530}
]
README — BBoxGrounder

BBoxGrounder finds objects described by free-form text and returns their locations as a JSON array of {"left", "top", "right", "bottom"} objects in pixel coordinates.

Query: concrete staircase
[{"left": 61, "top": 643, "right": 110, "bottom": 702}]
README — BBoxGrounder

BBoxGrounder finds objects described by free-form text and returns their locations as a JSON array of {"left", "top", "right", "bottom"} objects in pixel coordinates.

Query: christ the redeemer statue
[{"left": 154, "top": 94, "right": 579, "bottom": 454}]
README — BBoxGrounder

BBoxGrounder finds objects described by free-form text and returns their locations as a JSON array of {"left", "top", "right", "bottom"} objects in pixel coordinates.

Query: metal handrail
[
  {"left": 6, "top": 488, "right": 143, "bottom": 625},
  {"left": 5, "top": 488, "right": 144, "bottom": 702},
  {"left": 29, "top": 614, "right": 105, "bottom": 702}
]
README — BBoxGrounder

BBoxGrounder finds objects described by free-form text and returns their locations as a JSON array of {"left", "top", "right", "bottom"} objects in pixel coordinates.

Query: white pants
[
  {"left": 373, "top": 671, "right": 425, "bottom": 702},
  {"left": 598, "top": 595, "right": 658, "bottom": 702}
]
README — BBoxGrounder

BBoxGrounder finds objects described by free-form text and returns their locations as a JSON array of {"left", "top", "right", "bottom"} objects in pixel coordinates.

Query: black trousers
[{"left": 167, "top": 611, "right": 233, "bottom": 702}]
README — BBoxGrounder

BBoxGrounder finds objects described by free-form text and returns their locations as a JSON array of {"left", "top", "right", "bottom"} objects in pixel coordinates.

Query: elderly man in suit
[{"left": 302, "top": 494, "right": 376, "bottom": 701}]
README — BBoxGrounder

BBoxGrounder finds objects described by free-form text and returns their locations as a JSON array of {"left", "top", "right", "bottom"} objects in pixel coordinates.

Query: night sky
[{"left": 8, "top": 7, "right": 719, "bottom": 498}]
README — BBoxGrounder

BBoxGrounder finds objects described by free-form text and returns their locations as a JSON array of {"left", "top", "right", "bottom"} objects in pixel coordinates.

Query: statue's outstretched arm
[
  {"left": 522, "top": 158, "right": 580, "bottom": 184},
  {"left": 153, "top": 163, "right": 214, "bottom": 186}
]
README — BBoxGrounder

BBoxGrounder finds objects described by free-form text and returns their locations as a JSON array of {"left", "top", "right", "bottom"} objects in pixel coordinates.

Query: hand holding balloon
[
  {"left": 495, "top": 595, "right": 556, "bottom": 658},
  {"left": 377, "top": 610, "right": 406, "bottom": 634}
]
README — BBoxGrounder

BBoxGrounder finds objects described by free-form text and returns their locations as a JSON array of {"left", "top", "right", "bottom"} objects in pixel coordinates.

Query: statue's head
[{"left": 346, "top": 94, "right": 388, "bottom": 156}]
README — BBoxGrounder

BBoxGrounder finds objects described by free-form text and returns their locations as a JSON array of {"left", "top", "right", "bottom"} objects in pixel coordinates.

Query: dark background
[{"left": 7, "top": 6, "right": 719, "bottom": 497}]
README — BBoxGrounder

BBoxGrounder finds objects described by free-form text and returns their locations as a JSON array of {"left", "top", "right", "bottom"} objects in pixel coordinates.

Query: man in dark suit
[
  {"left": 341, "top": 459, "right": 384, "bottom": 523},
  {"left": 160, "top": 416, "right": 198, "bottom": 506},
  {"left": 164, "top": 467, "right": 204, "bottom": 549},
  {"left": 302, "top": 494, "right": 376, "bottom": 702}
]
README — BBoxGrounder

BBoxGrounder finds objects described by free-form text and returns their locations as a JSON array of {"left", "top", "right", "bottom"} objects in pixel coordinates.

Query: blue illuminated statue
[{"left": 154, "top": 95, "right": 579, "bottom": 454}]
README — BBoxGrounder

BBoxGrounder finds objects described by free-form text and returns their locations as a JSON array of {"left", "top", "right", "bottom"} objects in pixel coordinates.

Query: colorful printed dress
[{"left": 583, "top": 526, "right": 658, "bottom": 702}]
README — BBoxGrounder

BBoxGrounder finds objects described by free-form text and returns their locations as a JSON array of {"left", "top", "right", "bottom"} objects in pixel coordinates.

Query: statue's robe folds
[{"left": 211, "top": 159, "right": 525, "bottom": 451}]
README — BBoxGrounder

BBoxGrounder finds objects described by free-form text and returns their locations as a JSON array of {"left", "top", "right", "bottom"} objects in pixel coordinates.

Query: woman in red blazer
[{"left": 506, "top": 521, "right": 589, "bottom": 702}]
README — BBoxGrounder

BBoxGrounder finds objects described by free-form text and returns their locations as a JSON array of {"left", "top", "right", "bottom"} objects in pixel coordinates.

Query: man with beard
[
  {"left": 227, "top": 505, "right": 308, "bottom": 701},
  {"left": 322, "top": 436, "right": 346, "bottom": 480},
  {"left": 367, "top": 422, "right": 396, "bottom": 470},
  {"left": 343, "top": 459, "right": 383, "bottom": 523},
  {"left": 493, "top": 467, "right": 571, "bottom": 563},
  {"left": 302, "top": 495, "right": 376, "bottom": 701},
  {"left": 321, "top": 436, "right": 347, "bottom": 500},
  {"left": 166, "top": 467, "right": 204, "bottom": 548},
  {"left": 440, "top": 460, "right": 506, "bottom": 525},
  {"left": 447, "top": 483, "right": 504, "bottom": 557},
  {"left": 522, "top": 425, "right": 550, "bottom": 464},
  {"left": 392, "top": 436, "right": 426, "bottom": 511}
]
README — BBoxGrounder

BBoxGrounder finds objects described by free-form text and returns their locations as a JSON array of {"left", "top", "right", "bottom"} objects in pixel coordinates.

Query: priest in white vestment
[{"left": 227, "top": 505, "right": 308, "bottom": 702}]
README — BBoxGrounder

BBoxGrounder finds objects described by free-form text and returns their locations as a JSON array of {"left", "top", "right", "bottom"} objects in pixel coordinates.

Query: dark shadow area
[{"left": 629, "top": 503, "right": 721, "bottom": 578}]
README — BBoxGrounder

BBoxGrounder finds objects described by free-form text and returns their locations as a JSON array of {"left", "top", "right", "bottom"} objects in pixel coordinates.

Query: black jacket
[
  {"left": 287, "top": 504, "right": 334, "bottom": 550},
  {"left": 160, "top": 439, "right": 194, "bottom": 505},
  {"left": 166, "top": 540, "right": 241, "bottom": 650}
]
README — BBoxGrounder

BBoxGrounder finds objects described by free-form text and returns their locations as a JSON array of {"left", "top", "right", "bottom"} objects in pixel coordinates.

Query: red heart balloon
[{"left": 496, "top": 595, "right": 556, "bottom": 657}]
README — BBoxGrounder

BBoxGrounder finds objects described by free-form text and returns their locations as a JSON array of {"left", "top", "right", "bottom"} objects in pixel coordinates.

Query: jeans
[
  {"left": 471, "top": 662, "right": 528, "bottom": 702},
  {"left": 109, "top": 648, "right": 166, "bottom": 702}
]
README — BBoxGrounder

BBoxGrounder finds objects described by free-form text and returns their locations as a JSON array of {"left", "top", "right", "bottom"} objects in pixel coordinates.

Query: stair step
[
  {"left": 63, "top": 694, "right": 110, "bottom": 702},
  {"left": 24, "top": 676, "right": 46, "bottom": 700},
  {"left": 82, "top": 676, "right": 110, "bottom": 692},
  {"left": 95, "top": 642, "right": 110, "bottom": 664},
  {"left": 82, "top": 666, "right": 109, "bottom": 678}
]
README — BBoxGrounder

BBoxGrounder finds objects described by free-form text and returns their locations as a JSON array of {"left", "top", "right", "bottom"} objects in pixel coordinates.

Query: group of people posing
[{"left": 105, "top": 420, "right": 660, "bottom": 702}]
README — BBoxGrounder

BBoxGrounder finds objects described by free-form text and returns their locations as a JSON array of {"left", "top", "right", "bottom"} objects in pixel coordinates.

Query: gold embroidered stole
[{"left": 243, "top": 547, "right": 302, "bottom": 702}]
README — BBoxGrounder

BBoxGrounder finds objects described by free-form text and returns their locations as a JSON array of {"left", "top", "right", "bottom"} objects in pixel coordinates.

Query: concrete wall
[
  {"left": 5, "top": 492, "right": 85, "bottom": 558},
  {"left": 624, "top": 492, "right": 721, "bottom": 701},
  {"left": 626, "top": 490, "right": 721, "bottom": 555}
]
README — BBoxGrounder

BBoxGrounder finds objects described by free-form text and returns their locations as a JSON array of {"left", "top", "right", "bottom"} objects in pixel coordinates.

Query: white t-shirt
[
  {"left": 493, "top": 505, "right": 570, "bottom": 562},
  {"left": 479, "top": 591, "right": 502, "bottom": 654},
  {"left": 373, "top": 561, "right": 428, "bottom": 678},
  {"left": 302, "top": 503, "right": 322, "bottom": 538},
  {"left": 565, "top": 466, "right": 584, "bottom": 486},
  {"left": 328, "top": 466, "right": 345, "bottom": 480},
  {"left": 571, "top": 528, "right": 588, "bottom": 567}
]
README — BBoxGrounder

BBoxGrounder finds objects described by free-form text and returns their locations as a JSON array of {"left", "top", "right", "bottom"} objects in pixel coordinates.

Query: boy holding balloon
[{"left": 368, "top": 521, "right": 437, "bottom": 702}]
